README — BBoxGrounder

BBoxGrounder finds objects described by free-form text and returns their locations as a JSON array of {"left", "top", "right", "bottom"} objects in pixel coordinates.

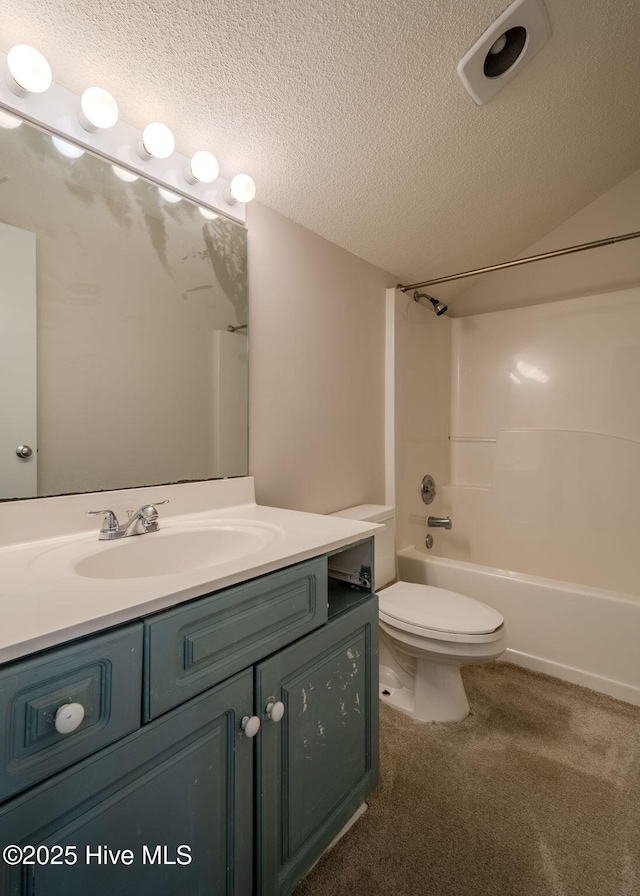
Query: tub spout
[{"left": 427, "top": 516, "right": 452, "bottom": 530}]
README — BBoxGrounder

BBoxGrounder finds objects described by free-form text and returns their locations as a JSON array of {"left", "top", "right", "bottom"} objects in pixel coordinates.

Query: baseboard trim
[{"left": 500, "top": 648, "right": 640, "bottom": 707}]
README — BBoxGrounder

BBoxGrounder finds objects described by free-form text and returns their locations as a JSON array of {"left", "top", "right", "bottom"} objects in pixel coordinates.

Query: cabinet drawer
[
  {"left": 144, "top": 556, "right": 328, "bottom": 719},
  {"left": 0, "top": 624, "right": 143, "bottom": 802}
]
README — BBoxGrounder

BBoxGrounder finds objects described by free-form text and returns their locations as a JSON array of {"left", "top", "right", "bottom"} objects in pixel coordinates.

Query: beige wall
[
  {"left": 247, "top": 202, "right": 395, "bottom": 513},
  {"left": 449, "top": 167, "right": 640, "bottom": 317}
]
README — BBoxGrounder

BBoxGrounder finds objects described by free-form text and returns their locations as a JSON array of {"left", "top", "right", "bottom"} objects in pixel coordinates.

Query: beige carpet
[{"left": 295, "top": 662, "right": 640, "bottom": 896}]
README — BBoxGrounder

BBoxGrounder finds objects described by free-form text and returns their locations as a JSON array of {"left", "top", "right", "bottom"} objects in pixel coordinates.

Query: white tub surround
[
  {"left": 0, "top": 477, "right": 378, "bottom": 663},
  {"left": 439, "top": 428, "right": 640, "bottom": 594},
  {"left": 398, "top": 548, "right": 640, "bottom": 707},
  {"left": 447, "top": 287, "right": 640, "bottom": 596}
]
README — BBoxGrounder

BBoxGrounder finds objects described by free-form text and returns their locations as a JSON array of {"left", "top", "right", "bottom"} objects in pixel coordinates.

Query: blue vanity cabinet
[
  {"left": 0, "top": 669, "right": 255, "bottom": 896},
  {"left": 256, "top": 596, "right": 379, "bottom": 896},
  {"left": 0, "top": 542, "right": 379, "bottom": 896}
]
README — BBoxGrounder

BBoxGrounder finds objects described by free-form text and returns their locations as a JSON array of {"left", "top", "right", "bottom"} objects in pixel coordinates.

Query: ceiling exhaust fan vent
[{"left": 457, "top": 0, "right": 551, "bottom": 105}]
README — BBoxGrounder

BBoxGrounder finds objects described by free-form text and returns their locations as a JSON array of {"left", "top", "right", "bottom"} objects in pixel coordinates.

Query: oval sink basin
[{"left": 31, "top": 521, "right": 283, "bottom": 580}]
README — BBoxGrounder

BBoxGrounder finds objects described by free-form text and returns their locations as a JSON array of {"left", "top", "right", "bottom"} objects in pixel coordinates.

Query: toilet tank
[{"left": 331, "top": 505, "right": 396, "bottom": 591}]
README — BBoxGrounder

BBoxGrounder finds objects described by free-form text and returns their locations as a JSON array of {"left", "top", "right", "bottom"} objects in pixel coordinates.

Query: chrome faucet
[
  {"left": 86, "top": 500, "right": 169, "bottom": 540},
  {"left": 427, "top": 516, "right": 452, "bottom": 530}
]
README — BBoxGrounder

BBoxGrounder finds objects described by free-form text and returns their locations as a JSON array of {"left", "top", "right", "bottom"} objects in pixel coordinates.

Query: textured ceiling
[{"left": 1, "top": 0, "right": 639, "bottom": 286}]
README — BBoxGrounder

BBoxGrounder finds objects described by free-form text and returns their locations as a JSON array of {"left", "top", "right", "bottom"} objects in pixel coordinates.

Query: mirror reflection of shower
[{"left": 413, "top": 290, "right": 448, "bottom": 316}]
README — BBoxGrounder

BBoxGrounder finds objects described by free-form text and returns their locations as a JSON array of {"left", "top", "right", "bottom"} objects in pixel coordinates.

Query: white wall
[{"left": 247, "top": 202, "right": 396, "bottom": 513}]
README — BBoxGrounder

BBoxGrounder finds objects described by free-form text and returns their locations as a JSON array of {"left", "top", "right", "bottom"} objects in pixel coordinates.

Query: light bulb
[
  {"left": 489, "top": 33, "right": 507, "bottom": 55},
  {"left": 112, "top": 165, "right": 139, "bottom": 182},
  {"left": 0, "top": 110, "right": 23, "bottom": 129},
  {"left": 51, "top": 136, "right": 85, "bottom": 158},
  {"left": 184, "top": 150, "right": 219, "bottom": 184},
  {"left": 79, "top": 87, "right": 119, "bottom": 131},
  {"left": 137, "top": 122, "right": 175, "bottom": 160},
  {"left": 227, "top": 173, "right": 256, "bottom": 204},
  {"left": 158, "top": 187, "right": 182, "bottom": 203},
  {"left": 198, "top": 207, "right": 219, "bottom": 220},
  {"left": 7, "top": 44, "right": 52, "bottom": 95}
]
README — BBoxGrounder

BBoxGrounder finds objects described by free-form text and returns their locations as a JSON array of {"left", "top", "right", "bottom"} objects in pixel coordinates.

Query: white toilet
[{"left": 332, "top": 505, "right": 507, "bottom": 723}]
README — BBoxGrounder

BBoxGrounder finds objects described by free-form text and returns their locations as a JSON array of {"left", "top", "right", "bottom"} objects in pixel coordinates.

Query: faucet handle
[
  {"left": 126, "top": 499, "right": 169, "bottom": 517},
  {"left": 126, "top": 499, "right": 169, "bottom": 532},
  {"left": 142, "top": 499, "right": 169, "bottom": 524},
  {"left": 86, "top": 509, "right": 120, "bottom": 532}
]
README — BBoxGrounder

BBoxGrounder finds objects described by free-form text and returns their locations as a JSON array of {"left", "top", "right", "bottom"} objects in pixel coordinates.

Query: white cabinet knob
[
  {"left": 241, "top": 715, "right": 261, "bottom": 738},
  {"left": 54, "top": 702, "right": 85, "bottom": 734},
  {"left": 265, "top": 701, "right": 285, "bottom": 722}
]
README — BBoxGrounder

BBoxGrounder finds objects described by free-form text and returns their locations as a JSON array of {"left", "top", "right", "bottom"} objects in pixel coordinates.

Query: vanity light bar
[{"left": 0, "top": 46, "right": 253, "bottom": 224}]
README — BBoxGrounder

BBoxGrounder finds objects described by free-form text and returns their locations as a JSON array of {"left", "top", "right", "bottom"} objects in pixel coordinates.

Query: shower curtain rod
[{"left": 397, "top": 229, "right": 640, "bottom": 292}]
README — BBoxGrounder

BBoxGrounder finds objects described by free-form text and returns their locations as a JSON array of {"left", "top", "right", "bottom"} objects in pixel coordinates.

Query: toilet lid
[{"left": 379, "top": 582, "right": 503, "bottom": 635}]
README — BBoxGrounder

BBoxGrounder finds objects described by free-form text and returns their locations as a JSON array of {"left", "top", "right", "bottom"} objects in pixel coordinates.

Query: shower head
[
  {"left": 431, "top": 298, "right": 448, "bottom": 316},
  {"left": 413, "top": 291, "right": 448, "bottom": 316}
]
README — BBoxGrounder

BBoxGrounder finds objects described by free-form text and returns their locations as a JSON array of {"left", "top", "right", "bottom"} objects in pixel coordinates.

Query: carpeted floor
[{"left": 294, "top": 662, "right": 640, "bottom": 896}]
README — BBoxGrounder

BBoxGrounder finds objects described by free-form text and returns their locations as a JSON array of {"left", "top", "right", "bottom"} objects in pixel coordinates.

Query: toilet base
[
  {"left": 379, "top": 660, "right": 470, "bottom": 722},
  {"left": 414, "top": 659, "right": 470, "bottom": 722}
]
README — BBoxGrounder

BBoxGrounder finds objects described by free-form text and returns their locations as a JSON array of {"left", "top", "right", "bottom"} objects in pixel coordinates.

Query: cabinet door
[
  {"left": 0, "top": 669, "right": 254, "bottom": 896},
  {"left": 256, "top": 597, "right": 379, "bottom": 896}
]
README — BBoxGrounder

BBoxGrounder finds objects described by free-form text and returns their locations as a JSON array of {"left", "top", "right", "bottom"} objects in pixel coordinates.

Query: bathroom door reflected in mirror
[{"left": 0, "top": 117, "right": 248, "bottom": 500}]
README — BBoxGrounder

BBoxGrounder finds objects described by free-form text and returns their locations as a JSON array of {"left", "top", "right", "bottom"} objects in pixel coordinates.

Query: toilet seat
[{"left": 379, "top": 581, "right": 504, "bottom": 643}]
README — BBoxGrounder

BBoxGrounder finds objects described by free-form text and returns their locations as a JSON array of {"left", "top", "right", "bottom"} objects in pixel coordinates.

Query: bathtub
[{"left": 397, "top": 547, "right": 640, "bottom": 707}]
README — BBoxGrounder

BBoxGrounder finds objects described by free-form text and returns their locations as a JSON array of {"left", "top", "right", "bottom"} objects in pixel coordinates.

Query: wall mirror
[{"left": 0, "top": 115, "right": 248, "bottom": 500}]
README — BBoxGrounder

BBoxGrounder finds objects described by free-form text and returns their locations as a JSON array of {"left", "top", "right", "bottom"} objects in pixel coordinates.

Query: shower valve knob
[{"left": 421, "top": 474, "right": 437, "bottom": 505}]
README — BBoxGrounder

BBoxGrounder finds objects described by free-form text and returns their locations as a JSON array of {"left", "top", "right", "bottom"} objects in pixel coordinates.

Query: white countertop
[{"left": 0, "top": 478, "right": 378, "bottom": 664}]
